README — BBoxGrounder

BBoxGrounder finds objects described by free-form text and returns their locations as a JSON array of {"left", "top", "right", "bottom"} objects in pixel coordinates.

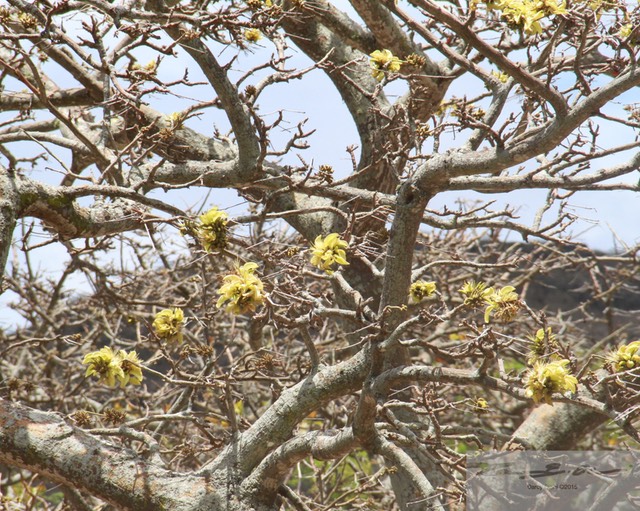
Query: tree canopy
[{"left": 1, "top": 0, "right": 640, "bottom": 510}]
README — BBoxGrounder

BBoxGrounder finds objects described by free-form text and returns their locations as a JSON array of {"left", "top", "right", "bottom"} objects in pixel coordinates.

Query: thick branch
[
  {"left": 0, "top": 167, "right": 19, "bottom": 286},
  {"left": 15, "top": 175, "right": 187, "bottom": 239},
  {"left": 0, "top": 399, "right": 220, "bottom": 511},
  {"left": 413, "top": 0, "right": 568, "bottom": 116},
  {"left": 297, "top": 0, "right": 377, "bottom": 51},
  {"left": 349, "top": 0, "right": 447, "bottom": 123},
  {"left": 205, "top": 349, "right": 369, "bottom": 477},
  {"left": 159, "top": 31, "right": 260, "bottom": 175},
  {"left": 379, "top": 183, "right": 429, "bottom": 312},
  {"left": 0, "top": 88, "right": 92, "bottom": 112},
  {"left": 374, "top": 435, "right": 445, "bottom": 511},
  {"left": 414, "top": 64, "right": 640, "bottom": 192},
  {"left": 448, "top": 150, "right": 640, "bottom": 192},
  {"left": 242, "top": 429, "right": 358, "bottom": 502}
]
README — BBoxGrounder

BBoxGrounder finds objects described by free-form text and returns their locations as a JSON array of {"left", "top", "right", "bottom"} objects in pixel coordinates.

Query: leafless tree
[{"left": 1, "top": 0, "right": 640, "bottom": 510}]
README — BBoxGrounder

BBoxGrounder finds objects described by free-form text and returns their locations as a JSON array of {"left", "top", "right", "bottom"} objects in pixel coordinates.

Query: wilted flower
[
  {"left": 607, "top": 341, "right": 640, "bottom": 373},
  {"left": 405, "top": 53, "right": 427, "bottom": 67},
  {"left": 310, "top": 233, "right": 349, "bottom": 273},
  {"left": 0, "top": 7, "right": 12, "bottom": 25},
  {"left": 18, "top": 12, "right": 38, "bottom": 29},
  {"left": 196, "top": 207, "right": 228, "bottom": 252},
  {"left": 82, "top": 347, "right": 125, "bottom": 388},
  {"left": 152, "top": 307, "right": 184, "bottom": 343},
  {"left": 369, "top": 49, "right": 402, "bottom": 81},
  {"left": 459, "top": 280, "right": 492, "bottom": 308},
  {"left": 217, "top": 262, "right": 265, "bottom": 314},
  {"left": 410, "top": 280, "right": 437, "bottom": 303},
  {"left": 524, "top": 359, "right": 578, "bottom": 404},
  {"left": 71, "top": 411, "right": 92, "bottom": 428},
  {"left": 484, "top": 285, "right": 521, "bottom": 323}
]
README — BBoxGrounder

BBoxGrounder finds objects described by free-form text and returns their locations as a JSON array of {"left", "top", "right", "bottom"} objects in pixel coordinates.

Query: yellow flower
[
  {"left": 475, "top": 397, "right": 489, "bottom": 408},
  {"left": 607, "top": 341, "right": 640, "bottom": 373},
  {"left": 538, "top": 0, "right": 567, "bottom": 15},
  {"left": 165, "top": 112, "right": 186, "bottom": 130},
  {"left": 244, "top": 28, "right": 262, "bottom": 42},
  {"left": 152, "top": 307, "right": 184, "bottom": 343},
  {"left": 369, "top": 49, "right": 403, "bottom": 81},
  {"left": 200, "top": 207, "right": 228, "bottom": 227},
  {"left": 618, "top": 22, "right": 638, "bottom": 44},
  {"left": 524, "top": 359, "right": 578, "bottom": 404},
  {"left": 484, "top": 285, "right": 521, "bottom": 323},
  {"left": 118, "top": 350, "right": 144, "bottom": 388},
  {"left": 409, "top": 280, "right": 437, "bottom": 303},
  {"left": 310, "top": 233, "right": 349, "bottom": 273},
  {"left": 473, "top": 397, "right": 490, "bottom": 413},
  {"left": 132, "top": 59, "right": 158, "bottom": 75},
  {"left": 501, "top": 0, "right": 544, "bottom": 34},
  {"left": 459, "top": 280, "right": 492, "bottom": 308},
  {"left": 491, "top": 70, "right": 509, "bottom": 83},
  {"left": 83, "top": 348, "right": 144, "bottom": 388},
  {"left": 217, "top": 262, "right": 265, "bottom": 314},
  {"left": 83, "top": 347, "right": 125, "bottom": 388},
  {"left": 144, "top": 59, "right": 158, "bottom": 73},
  {"left": 435, "top": 100, "right": 453, "bottom": 117},
  {"left": 527, "top": 327, "right": 558, "bottom": 364},
  {"left": 196, "top": 207, "right": 228, "bottom": 252}
]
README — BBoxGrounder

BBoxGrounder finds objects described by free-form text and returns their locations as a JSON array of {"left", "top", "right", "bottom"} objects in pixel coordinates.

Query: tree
[{"left": 1, "top": 0, "right": 640, "bottom": 509}]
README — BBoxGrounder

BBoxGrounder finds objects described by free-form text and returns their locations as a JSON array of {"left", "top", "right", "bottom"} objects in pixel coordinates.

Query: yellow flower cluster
[
  {"left": 459, "top": 280, "right": 493, "bottom": 308},
  {"left": 310, "top": 233, "right": 349, "bottom": 274},
  {"left": 131, "top": 59, "right": 158, "bottom": 75},
  {"left": 619, "top": 23, "right": 638, "bottom": 45},
  {"left": 608, "top": 341, "right": 640, "bottom": 372},
  {"left": 491, "top": 70, "right": 510, "bottom": 83},
  {"left": 217, "top": 262, "right": 265, "bottom": 314},
  {"left": 483, "top": 285, "right": 521, "bottom": 323},
  {"left": 247, "top": 0, "right": 272, "bottom": 8},
  {"left": 165, "top": 111, "right": 186, "bottom": 130},
  {"left": 473, "top": 397, "right": 490, "bottom": 413},
  {"left": 83, "top": 347, "right": 144, "bottom": 389},
  {"left": 409, "top": 280, "right": 437, "bottom": 303},
  {"left": 244, "top": 28, "right": 262, "bottom": 42},
  {"left": 196, "top": 207, "right": 228, "bottom": 252},
  {"left": 369, "top": 49, "right": 402, "bottom": 82},
  {"left": 524, "top": 359, "right": 578, "bottom": 404},
  {"left": 459, "top": 281, "right": 521, "bottom": 322},
  {"left": 619, "top": 23, "right": 632, "bottom": 39},
  {"left": 152, "top": 307, "right": 184, "bottom": 343},
  {"left": 476, "top": 0, "right": 567, "bottom": 34}
]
